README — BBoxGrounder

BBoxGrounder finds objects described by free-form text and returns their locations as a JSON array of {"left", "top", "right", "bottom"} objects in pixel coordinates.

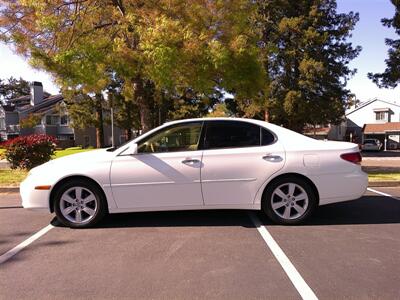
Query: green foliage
[
  {"left": 3, "top": 134, "right": 56, "bottom": 170},
  {"left": 207, "top": 103, "right": 232, "bottom": 117},
  {"left": 245, "top": 0, "right": 361, "bottom": 132},
  {"left": 19, "top": 113, "right": 42, "bottom": 129},
  {"left": 0, "top": 0, "right": 265, "bottom": 132},
  {"left": 368, "top": 0, "right": 400, "bottom": 88},
  {"left": 0, "top": 77, "right": 30, "bottom": 101}
]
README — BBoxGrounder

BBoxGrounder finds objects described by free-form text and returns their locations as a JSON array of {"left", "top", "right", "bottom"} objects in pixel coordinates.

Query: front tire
[
  {"left": 53, "top": 179, "right": 107, "bottom": 228},
  {"left": 262, "top": 176, "right": 317, "bottom": 225}
]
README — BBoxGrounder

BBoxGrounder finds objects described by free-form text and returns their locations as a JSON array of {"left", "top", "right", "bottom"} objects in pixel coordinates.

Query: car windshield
[
  {"left": 364, "top": 140, "right": 376, "bottom": 145},
  {"left": 106, "top": 132, "right": 145, "bottom": 152}
]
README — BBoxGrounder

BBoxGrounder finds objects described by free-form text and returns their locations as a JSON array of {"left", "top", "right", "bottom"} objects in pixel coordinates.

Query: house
[
  {"left": 345, "top": 98, "right": 400, "bottom": 149},
  {"left": 0, "top": 82, "right": 126, "bottom": 148}
]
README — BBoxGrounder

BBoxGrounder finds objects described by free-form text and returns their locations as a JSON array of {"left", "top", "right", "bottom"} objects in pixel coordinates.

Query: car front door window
[{"left": 138, "top": 122, "right": 203, "bottom": 153}]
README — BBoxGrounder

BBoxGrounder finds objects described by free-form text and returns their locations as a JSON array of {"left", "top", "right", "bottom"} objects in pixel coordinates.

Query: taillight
[{"left": 340, "top": 152, "right": 362, "bottom": 165}]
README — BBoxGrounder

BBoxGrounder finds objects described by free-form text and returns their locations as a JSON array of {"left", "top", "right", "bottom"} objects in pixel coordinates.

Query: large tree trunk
[
  {"left": 132, "top": 76, "right": 152, "bottom": 133},
  {"left": 95, "top": 94, "right": 105, "bottom": 148},
  {"left": 264, "top": 108, "right": 270, "bottom": 122}
]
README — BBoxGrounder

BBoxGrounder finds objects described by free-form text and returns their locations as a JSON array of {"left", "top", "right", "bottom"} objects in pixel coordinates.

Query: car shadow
[{"left": 51, "top": 195, "right": 400, "bottom": 229}]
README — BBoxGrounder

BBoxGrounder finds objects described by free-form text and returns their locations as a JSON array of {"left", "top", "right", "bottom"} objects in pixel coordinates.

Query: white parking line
[
  {"left": 248, "top": 212, "right": 318, "bottom": 300},
  {"left": 0, "top": 224, "right": 54, "bottom": 265},
  {"left": 367, "top": 188, "right": 400, "bottom": 200}
]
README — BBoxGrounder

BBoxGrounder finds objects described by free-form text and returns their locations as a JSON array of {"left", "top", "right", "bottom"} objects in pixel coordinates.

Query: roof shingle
[{"left": 363, "top": 122, "right": 400, "bottom": 134}]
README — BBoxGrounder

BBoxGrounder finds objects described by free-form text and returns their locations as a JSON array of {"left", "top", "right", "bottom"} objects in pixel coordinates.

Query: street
[{"left": 0, "top": 188, "right": 400, "bottom": 299}]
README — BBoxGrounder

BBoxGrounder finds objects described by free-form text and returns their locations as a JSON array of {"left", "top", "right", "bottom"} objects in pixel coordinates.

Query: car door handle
[
  {"left": 182, "top": 159, "right": 200, "bottom": 165},
  {"left": 262, "top": 154, "right": 283, "bottom": 162}
]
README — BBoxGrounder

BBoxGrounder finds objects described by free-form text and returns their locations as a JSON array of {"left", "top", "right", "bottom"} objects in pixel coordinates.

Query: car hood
[{"left": 30, "top": 149, "right": 113, "bottom": 174}]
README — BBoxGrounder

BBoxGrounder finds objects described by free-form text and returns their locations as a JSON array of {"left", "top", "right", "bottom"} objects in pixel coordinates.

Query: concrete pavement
[{"left": 0, "top": 189, "right": 400, "bottom": 299}]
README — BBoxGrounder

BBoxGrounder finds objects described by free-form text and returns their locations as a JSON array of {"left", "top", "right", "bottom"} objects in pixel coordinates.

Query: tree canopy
[
  {"left": 0, "top": 0, "right": 265, "bottom": 133},
  {"left": 0, "top": 0, "right": 363, "bottom": 136},
  {"left": 368, "top": 0, "right": 400, "bottom": 88},
  {"left": 0, "top": 77, "right": 30, "bottom": 101}
]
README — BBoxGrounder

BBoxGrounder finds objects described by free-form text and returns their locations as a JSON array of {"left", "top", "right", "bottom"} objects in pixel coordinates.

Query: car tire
[
  {"left": 262, "top": 176, "right": 317, "bottom": 225},
  {"left": 53, "top": 179, "right": 107, "bottom": 228}
]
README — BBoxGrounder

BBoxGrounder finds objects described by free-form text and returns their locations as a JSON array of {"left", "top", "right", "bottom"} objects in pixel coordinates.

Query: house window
[
  {"left": 60, "top": 115, "right": 69, "bottom": 126},
  {"left": 46, "top": 115, "right": 59, "bottom": 125},
  {"left": 375, "top": 112, "right": 387, "bottom": 121}
]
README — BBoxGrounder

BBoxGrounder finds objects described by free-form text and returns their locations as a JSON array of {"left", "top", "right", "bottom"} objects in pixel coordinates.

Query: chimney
[{"left": 30, "top": 81, "right": 43, "bottom": 106}]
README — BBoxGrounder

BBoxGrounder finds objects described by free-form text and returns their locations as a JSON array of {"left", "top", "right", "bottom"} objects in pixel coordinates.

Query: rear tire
[
  {"left": 53, "top": 179, "right": 107, "bottom": 228},
  {"left": 262, "top": 176, "right": 317, "bottom": 225}
]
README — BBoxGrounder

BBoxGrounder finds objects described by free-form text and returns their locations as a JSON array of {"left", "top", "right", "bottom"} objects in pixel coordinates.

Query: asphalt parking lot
[{"left": 1, "top": 188, "right": 399, "bottom": 299}]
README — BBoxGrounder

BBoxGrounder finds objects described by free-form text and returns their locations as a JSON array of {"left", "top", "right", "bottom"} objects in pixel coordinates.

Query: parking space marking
[
  {"left": 248, "top": 212, "right": 318, "bottom": 300},
  {"left": 367, "top": 188, "right": 400, "bottom": 200},
  {"left": 0, "top": 224, "right": 54, "bottom": 264}
]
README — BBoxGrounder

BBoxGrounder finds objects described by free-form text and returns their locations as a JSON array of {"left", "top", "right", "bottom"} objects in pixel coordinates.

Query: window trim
[
  {"left": 200, "top": 120, "right": 277, "bottom": 151},
  {"left": 131, "top": 121, "right": 205, "bottom": 155}
]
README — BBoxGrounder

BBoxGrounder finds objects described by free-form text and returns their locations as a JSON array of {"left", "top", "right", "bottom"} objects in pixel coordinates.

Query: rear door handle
[
  {"left": 262, "top": 154, "right": 283, "bottom": 162},
  {"left": 182, "top": 159, "right": 200, "bottom": 165}
]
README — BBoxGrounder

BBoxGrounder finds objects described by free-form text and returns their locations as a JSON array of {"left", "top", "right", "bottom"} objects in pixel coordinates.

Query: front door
[
  {"left": 200, "top": 120, "right": 285, "bottom": 206},
  {"left": 110, "top": 121, "right": 204, "bottom": 209}
]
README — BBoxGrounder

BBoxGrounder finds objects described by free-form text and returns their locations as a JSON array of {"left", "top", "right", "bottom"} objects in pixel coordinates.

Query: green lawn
[
  {"left": 53, "top": 147, "right": 95, "bottom": 159},
  {"left": 368, "top": 173, "right": 400, "bottom": 182},
  {"left": 0, "top": 169, "right": 28, "bottom": 187}
]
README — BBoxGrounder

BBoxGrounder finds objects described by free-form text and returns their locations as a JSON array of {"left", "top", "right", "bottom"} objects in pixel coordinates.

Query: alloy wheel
[
  {"left": 59, "top": 186, "right": 98, "bottom": 224},
  {"left": 271, "top": 183, "right": 309, "bottom": 220}
]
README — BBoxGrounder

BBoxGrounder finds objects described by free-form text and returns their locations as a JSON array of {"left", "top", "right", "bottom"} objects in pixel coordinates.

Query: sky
[{"left": 0, "top": 0, "right": 399, "bottom": 102}]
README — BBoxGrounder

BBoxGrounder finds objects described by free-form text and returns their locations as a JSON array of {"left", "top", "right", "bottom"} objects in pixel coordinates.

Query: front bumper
[{"left": 20, "top": 175, "right": 51, "bottom": 211}]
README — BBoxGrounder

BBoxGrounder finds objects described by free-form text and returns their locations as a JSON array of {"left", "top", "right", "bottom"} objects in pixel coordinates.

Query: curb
[
  {"left": 0, "top": 187, "right": 19, "bottom": 193},
  {"left": 1, "top": 181, "right": 399, "bottom": 194}
]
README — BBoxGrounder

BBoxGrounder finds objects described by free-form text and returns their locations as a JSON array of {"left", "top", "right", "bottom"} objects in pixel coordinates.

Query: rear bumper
[
  {"left": 20, "top": 176, "right": 51, "bottom": 211},
  {"left": 310, "top": 169, "right": 368, "bottom": 206}
]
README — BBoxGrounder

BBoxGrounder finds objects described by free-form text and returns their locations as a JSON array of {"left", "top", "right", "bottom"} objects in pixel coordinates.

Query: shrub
[{"left": 3, "top": 134, "right": 57, "bottom": 170}]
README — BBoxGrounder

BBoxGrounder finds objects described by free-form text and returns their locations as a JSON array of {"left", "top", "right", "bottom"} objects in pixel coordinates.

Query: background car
[
  {"left": 20, "top": 118, "right": 368, "bottom": 227},
  {"left": 361, "top": 139, "right": 383, "bottom": 151}
]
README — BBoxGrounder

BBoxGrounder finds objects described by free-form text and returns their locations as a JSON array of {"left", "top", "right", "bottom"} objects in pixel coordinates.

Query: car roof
[{"left": 164, "top": 117, "right": 266, "bottom": 126}]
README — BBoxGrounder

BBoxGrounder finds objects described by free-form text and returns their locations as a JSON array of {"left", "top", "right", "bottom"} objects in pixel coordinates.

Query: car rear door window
[
  {"left": 204, "top": 121, "right": 261, "bottom": 149},
  {"left": 261, "top": 128, "right": 275, "bottom": 146}
]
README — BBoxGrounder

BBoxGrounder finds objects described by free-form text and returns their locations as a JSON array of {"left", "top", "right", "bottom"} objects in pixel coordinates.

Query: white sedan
[{"left": 21, "top": 118, "right": 368, "bottom": 227}]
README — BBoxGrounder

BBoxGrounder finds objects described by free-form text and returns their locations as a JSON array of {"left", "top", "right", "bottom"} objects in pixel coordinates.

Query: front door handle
[
  {"left": 182, "top": 158, "right": 200, "bottom": 165},
  {"left": 262, "top": 154, "right": 283, "bottom": 162}
]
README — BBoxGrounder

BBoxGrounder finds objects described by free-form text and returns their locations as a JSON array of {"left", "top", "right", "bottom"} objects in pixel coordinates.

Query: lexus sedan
[{"left": 21, "top": 118, "right": 368, "bottom": 227}]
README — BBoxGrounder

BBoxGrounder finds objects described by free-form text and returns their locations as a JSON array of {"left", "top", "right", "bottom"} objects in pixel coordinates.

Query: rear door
[{"left": 200, "top": 120, "right": 285, "bottom": 206}]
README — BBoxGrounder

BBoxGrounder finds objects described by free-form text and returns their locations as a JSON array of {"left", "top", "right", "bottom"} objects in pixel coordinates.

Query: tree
[
  {"left": 0, "top": 77, "right": 30, "bottom": 101},
  {"left": 368, "top": 0, "right": 400, "bottom": 88},
  {"left": 0, "top": 0, "right": 265, "bottom": 133},
  {"left": 244, "top": 0, "right": 361, "bottom": 132}
]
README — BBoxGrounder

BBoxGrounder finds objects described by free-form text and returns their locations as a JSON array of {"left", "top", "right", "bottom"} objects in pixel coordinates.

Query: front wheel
[
  {"left": 262, "top": 177, "right": 317, "bottom": 225},
  {"left": 54, "top": 180, "right": 107, "bottom": 228}
]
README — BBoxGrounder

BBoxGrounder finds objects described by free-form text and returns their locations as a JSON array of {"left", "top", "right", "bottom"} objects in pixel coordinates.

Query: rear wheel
[
  {"left": 262, "top": 177, "right": 317, "bottom": 225},
  {"left": 54, "top": 180, "right": 107, "bottom": 228}
]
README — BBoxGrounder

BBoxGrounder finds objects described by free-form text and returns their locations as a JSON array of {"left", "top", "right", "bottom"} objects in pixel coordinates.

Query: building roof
[
  {"left": 22, "top": 95, "right": 64, "bottom": 114},
  {"left": 363, "top": 122, "right": 400, "bottom": 134},
  {"left": 3, "top": 94, "right": 64, "bottom": 114},
  {"left": 346, "top": 98, "right": 400, "bottom": 116}
]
